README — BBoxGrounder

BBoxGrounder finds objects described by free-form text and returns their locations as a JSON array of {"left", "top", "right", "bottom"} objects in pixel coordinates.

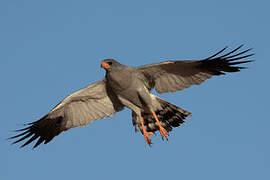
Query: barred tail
[{"left": 132, "top": 96, "right": 192, "bottom": 134}]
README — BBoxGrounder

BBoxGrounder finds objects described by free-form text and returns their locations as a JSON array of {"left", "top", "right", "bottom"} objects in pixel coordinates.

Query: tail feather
[{"left": 132, "top": 97, "right": 191, "bottom": 134}]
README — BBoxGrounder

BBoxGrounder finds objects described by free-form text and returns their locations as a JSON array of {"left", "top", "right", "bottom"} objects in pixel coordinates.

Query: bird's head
[{"left": 101, "top": 59, "right": 122, "bottom": 71}]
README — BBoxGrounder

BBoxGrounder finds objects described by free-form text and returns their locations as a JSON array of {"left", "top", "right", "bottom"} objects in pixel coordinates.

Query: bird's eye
[{"left": 107, "top": 61, "right": 112, "bottom": 65}]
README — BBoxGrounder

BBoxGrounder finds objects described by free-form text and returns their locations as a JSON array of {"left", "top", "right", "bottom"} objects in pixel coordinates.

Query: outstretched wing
[
  {"left": 9, "top": 79, "right": 124, "bottom": 148},
  {"left": 137, "top": 45, "right": 254, "bottom": 94}
]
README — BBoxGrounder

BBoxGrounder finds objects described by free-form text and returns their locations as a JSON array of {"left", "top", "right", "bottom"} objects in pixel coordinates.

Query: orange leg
[
  {"left": 139, "top": 116, "right": 153, "bottom": 146},
  {"left": 152, "top": 111, "right": 169, "bottom": 140}
]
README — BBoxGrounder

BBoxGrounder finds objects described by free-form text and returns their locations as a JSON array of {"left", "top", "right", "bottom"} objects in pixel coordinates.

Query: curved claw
[
  {"left": 152, "top": 111, "right": 169, "bottom": 141},
  {"left": 159, "top": 126, "right": 169, "bottom": 141},
  {"left": 143, "top": 131, "right": 152, "bottom": 146},
  {"left": 139, "top": 116, "right": 153, "bottom": 146}
]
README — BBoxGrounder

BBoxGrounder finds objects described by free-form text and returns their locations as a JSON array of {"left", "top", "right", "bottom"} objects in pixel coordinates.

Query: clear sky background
[{"left": 1, "top": 0, "right": 269, "bottom": 179}]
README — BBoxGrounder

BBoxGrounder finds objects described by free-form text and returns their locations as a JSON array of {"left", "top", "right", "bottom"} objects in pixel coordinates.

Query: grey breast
[{"left": 106, "top": 66, "right": 147, "bottom": 108}]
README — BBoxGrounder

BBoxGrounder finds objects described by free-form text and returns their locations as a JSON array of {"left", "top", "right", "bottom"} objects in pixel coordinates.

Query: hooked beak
[{"left": 101, "top": 61, "right": 110, "bottom": 69}]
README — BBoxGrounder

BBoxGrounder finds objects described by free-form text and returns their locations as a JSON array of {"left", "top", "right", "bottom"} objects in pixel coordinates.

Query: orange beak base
[{"left": 101, "top": 61, "right": 111, "bottom": 69}]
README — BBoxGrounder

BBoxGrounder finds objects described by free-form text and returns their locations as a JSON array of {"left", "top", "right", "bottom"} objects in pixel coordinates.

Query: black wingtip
[
  {"left": 227, "top": 53, "right": 255, "bottom": 62},
  {"left": 33, "top": 137, "right": 45, "bottom": 149},
  {"left": 219, "top": 44, "right": 245, "bottom": 58},
  {"left": 21, "top": 135, "right": 40, "bottom": 148},
  {"left": 13, "top": 127, "right": 30, "bottom": 132},
  {"left": 9, "top": 115, "right": 63, "bottom": 149},
  {"left": 201, "top": 45, "right": 254, "bottom": 75},
  {"left": 205, "top": 46, "right": 228, "bottom": 60},
  {"left": 207, "top": 45, "right": 254, "bottom": 60},
  {"left": 211, "top": 45, "right": 254, "bottom": 61},
  {"left": 8, "top": 130, "right": 31, "bottom": 141},
  {"left": 229, "top": 60, "right": 254, "bottom": 65}
]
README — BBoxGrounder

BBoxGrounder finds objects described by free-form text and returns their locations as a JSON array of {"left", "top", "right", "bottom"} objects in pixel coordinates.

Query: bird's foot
[
  {"left": 142, "top": 130, "right": 153, "bottom": 146},
  {"left": 152, "top": 111, "right": 169, "bottom": 141},
  {"left": 158, "top": 126, "right": 169, "bottom": 141},
  {"left": 139, "top": 116, "right": 153, "bottom": 146}
]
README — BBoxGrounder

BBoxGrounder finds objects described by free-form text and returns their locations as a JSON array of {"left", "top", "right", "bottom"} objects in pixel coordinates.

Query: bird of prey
[{"left": 9, "top": 45, "right": 254, "bottom": 148}]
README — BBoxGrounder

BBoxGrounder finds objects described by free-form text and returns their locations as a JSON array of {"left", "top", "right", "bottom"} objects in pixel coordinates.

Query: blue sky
[{"left": 1, "top": 0, "right": 269, "bottom": 179}]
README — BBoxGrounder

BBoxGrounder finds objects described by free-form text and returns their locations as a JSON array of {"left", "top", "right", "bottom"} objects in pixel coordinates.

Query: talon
[
  {"left": 152, "top": 111, "right": 169, "bottom": 141},
  {"left": 139, "top": 116, "right": 152, "bottom": 146},
  {"left": 159, "top": 126, "right": 168, "bottom": 141},
  {"left": 143, "top": 131, "right": 152, "bottom": 145}
]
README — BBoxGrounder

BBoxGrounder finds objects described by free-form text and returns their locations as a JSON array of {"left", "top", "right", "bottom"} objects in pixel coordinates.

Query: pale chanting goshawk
[{"left": 10, "top": 45, "right": 254, "bottom": 148}]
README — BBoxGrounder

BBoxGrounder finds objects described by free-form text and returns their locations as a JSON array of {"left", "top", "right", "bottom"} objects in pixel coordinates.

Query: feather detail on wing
[
  {"left": 137, "top": 45, "right": 254, "bottom": 94},
  {"left": 9, "top": 79, "right": 124, "bottom": 148}
]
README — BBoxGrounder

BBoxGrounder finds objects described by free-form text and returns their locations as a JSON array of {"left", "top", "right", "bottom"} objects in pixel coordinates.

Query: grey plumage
[
  {"left": 138, "top": 45, "right": 253, "bottom": 93},
  {"left": 10, "top": 80, "right": 124, "bottom": 148},
  {"left": 9, "top": 45, "right": 254, "bottom": 148}
]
